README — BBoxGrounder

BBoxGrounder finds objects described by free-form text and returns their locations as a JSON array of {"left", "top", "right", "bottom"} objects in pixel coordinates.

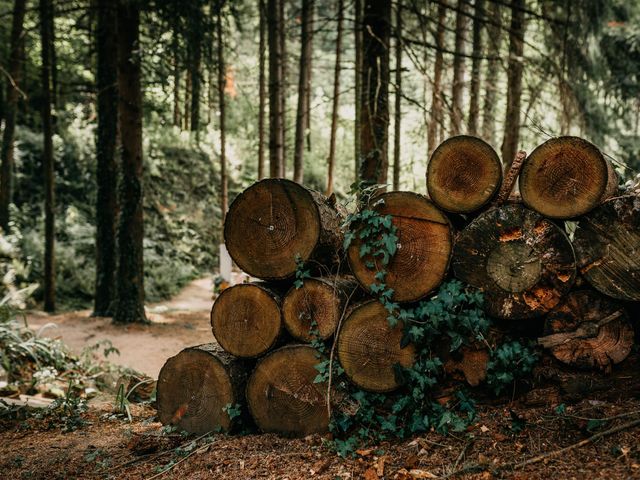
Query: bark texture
[
  {"left": 450, "top": 0, "right": 468, "bottom": 135},
  {"left": 326, "top": 0, "right": 343, "bottom": 195},
  {"left": 427, "top": 2, "right": 446, "bottom": 157},
  {"left": 267, "top": 0, "right": 284, "bottom": 177}
]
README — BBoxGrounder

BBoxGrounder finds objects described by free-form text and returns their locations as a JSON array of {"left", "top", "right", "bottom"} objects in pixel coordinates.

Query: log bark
[
  {"left": 573, "top": 195, "right": 640, "bottom": 301},
  {"left": 224, "top": 179, "right": 344, "bottom": 280},
  {"left": 452, "top": 204, "right": 576, "bottom": 319},
  {"left": 282, "top": 277, "right": 359, "bottom": 342},
  {"left": 337, "top": 300, "right": 415, "bottom": 392},
  {"left": 540, "top": 290, "right": 634, "bottom": 371},
  {"left": 246, "top": 345, "right": 329, "bottom": 436},
  {"left": 211, "top": 283, "right": 283, "bottom": 358},
  {"left": 347, "top": 191, "right": 452, "bottom": 303},
  {"left": 519, "top": 136, "right": 618, "bottom": 219},
  {"left": 427, "top": 135, "right": 502, "bottom": 213},
  {"left": 157, "top": 344, "right": 247, "bottom": 434}
]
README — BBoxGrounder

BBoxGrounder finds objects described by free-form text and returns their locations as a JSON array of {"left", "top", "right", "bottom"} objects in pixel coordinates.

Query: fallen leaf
[
  {"left": 480, "top": 425, "right": 489, "bottom": 433},
  {"left": 357, "top": 449, "right": 374, "bottom": 457},
  {"left": 377, "top": 456, "right": 387, "bottom": 476},
  {"left": 408, "top": 469, "right": 437, "bottom": 479},
  {"left": 364, "top": 468, "right": 378, "bottom": 480}
]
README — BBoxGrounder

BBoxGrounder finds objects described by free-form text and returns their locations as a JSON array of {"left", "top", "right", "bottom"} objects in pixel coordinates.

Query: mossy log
[
  {"left": 347, "top": 192, "right": 453, "bottom": 303},
  {"left": 210, "top": 283, "right": 282, "bottom": 358},
  {"left": 519, "top": 136, "right": 618, "bottom": 219},
  {"left": 540, "top": 290, "right": 634, "bottom": 371},
  {"left": 573, "top": 195, "right": 640, "bottom": 301},
  {"left": 452, "top": 204, "right": 576, "bottom": 319},
  {"left": 427, "top": 135, "right": 503, "bottom": 213},
  {"left": 337, "top": 300, "right": 416, "bottom": 392},
  {"left": 246, "top": 345, "right": 329, "bottom": 436},
  {"left": 224, "top": 179, "right": 344, "bottom": 280},
  {"left": 157, "top": 344, "right": 247, "bottom": 434},
  {"left": 282, "top": 277, "right": 359, "bottom": 342}
]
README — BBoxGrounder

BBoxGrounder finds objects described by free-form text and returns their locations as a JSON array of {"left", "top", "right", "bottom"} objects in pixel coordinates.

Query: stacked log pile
[{"left": 157, "top": 135, "right": 639, "bottom": 437}]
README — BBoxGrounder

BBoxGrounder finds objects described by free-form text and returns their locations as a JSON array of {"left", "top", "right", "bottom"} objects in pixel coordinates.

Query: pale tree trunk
[
  {"left": 189, "top": 10, "right": 203, "bottom": 133},
  {"left": 354, "top": 0, "right": 362, "bottom": 182},
  {"left": 427, "top": 2, "right": 446, "bottom": 157},
  {"left": 267, "top": 0, "right": 284, "bottom": 177},
  {"left": 450, "top": 0, "right": 468, "bottom": 135},
  {"left": 481, "top": 0, "right": 501, "bottom": 146},
  {"left": 278, "top": 0, "right": 287, "bottom": 177},
  {"left": 217, "top": 1, "right": 228, "bottom": 222},
  {"left": 467, "top": 0, "right": 484, "bottom": 136},
  {"left": 258, "top": 0, "right": 266, "bottom": 179},
  {"left": 172, "top": 19, "right": 181, "bottom": 128},
  {"left": 392, "top": 0, "right": 402, "bottom": 191},
  {"left": 326, "top": 0, "right": 343, "bottom": 195}
]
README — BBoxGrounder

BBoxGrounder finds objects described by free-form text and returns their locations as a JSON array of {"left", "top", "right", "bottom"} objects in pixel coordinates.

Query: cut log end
[
  {"left": 541, "top": 291, "right": 634, "bottom": 371},
  {"left": 337, "top": 301, "right": 415, "bottom": 392},
  {"left": 157, "top": 344, "right": 246, "bottom": 434},
  {"left": 427, "top": 135, "right": 502, "bottom": 213},
  {"left": 211, "top": 283, "right": 282, "bottom": 358},
  {"left": 519, "top": 136, "right": 616, "bottom": 219},
  {"left": 246, "top": 345, "right": 329, "bottom": 436},
  {"left": 347, "top": 192, "right": 452, "bottom": 303}
]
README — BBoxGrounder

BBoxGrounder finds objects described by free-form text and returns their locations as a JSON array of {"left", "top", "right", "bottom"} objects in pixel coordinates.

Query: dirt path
[{"left": 25, "top": 277, "right": 216, "bottom": 379}]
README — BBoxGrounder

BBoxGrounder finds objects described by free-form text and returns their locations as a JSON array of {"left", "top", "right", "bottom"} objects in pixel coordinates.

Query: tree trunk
[
  {"left": 481, "top": 0, "right": 502, "bottom": 146},
  {"left": 93, "top": 0, "right": 119, "bottom": 317},
  {"left": 40, "top": 0, "right": 56, "bottom": 313},
  {"left": 282, "top": 277, "right": 359, "bottom": 342},
  {"left": 267, "top": 0, "right": 284, "bottom": 177},
  {"left": 573, "top": 195, "right": 640, "bottom": 302},
  {"left": 353, "top": 0, "right": 362, "bottom": 182},
  {"left": 293, "top": 0, "right": 314, "bottom": 184},
  {"left": 0, "top": 0, "right": 27, "bottom": 232},
  {"left": 172, "top": 19, "right": 181, "bottom": 128},
  {"left": 189, "top": 10, "right": 203, "bottom": 133},
  {"left": 467, "top": 0, "right": 484, "bottom": 136},
  {"left": 427, "top": 135, "right": 502, "bottom": 213},
  {"left": 337, "top": 300, "right": 415, "bottom": 392},
  {"left": 211, "top": 283, "right": 283, "bottom": 358},
  {"left": 278, "top": 0, "right": 287, "bottom": 177},
  {"left": 450, "top": 0, "right": 469, "bottom": 136},
  {"left": 326, "top": 0, "right": 343, "bottom": 195},
  {"left": 48, "top": 0, "right": 57, "bottom": 110},
  {"left": 452, "top": 204, "right": 576, "bottom": 320},
  {"left": 184, "top": 69, "right": 191, "bottom": 131},
  {"left": 157, "top": 344, "right": 248, "bottom": 434},
  {"left": 258, "top": 0, "right": 266, "bottom": 179},
  {"left": 114, "top": 0, "right": 146, "bottom": 324},
  {"left": 501, "top": 0, "right": 525, "bottom": 171},
  {"left": 347, "top": 192, "right": 452, "bottom": 303},
  {"left": 392, "top": 0, "right": 402, "bottom": 191},
  {"left": 540, "top": 290, "right": 634, "bottom": 371},
  {"left": 519, "top": 136, "right": 617, "bottom": 219},
  {"left": 427, "top": 2, "right": 446, "bottom": 157},
  {"left": 359, "top": 0, "right": 391, "bottom": 186},
  {"left": 217, "top": 1, "right": 228, "bottom": 222},
  {"left": 247, "top": 345, "right": 329, "bottom": 436},
  {"left": 224, "top": 178, "right": 344, "bottom": 280}
]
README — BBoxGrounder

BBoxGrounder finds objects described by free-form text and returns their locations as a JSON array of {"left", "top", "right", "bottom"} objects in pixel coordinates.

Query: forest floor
[{"left": 1, "top": 279, "right": 639, "bottom": 479}]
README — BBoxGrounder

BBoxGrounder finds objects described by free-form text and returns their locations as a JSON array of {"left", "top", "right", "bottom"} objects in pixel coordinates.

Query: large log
[
  {"left": 573, "top": 195, "right": 640, "bottom": 301},
  {"left": 452, "top": 204, "right": 576, "bottom": 319},
  {"left": 519, "top": 136, "right": 618, "bottom": 219},
  {"left": 224, "top": 179, "right": 344, "bottom": 280},
  {"left": 539, "top": 290, "right": 634, "bottom": 371},
  {"left": 246, "top": 345, "right": 329, "bottom": 436},
  {"left": 427, "top": 135, "right": 502, "bottom": 213},
  {"left": 157, "top": 344, "right": 247, "bottom": 434},
  {"left": 282, "top": 277, "right": 359, "bottom": 342},
  {"left": 337, "top": 300, "right": 415, "bottom": 392},
  {"left": 210, "top": 283, "right": 282, "bottom": 358},
  {"left": 347, "top": 192, "right": 452, "bottom": 303}
]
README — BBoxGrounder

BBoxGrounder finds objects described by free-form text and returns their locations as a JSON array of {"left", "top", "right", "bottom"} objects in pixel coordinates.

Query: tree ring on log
[
  {"left": 452, "top": 204, "right": 576, "bottom": 319},
  {"left": 347, "top": 192, "right": 452, "bottom": 303},
  {"left": 211, "top": 283, "right": 282, "bottom": 358},
  {"left": 246, "top": 345, "right": 329, "bottom": 436},
  {"left": 337, "top": 300, "right": 416, "bottom": 392},
  {"left": 543, "top": 291, "right": 634, "bottom": 371},
  {"left": 519, "top": 136, "right": 616, "bottom": 219},
  {"left": 573, "top": 195, "right": 640, "bottom": 301},
  {"left": 427, "top": 135, "right": 502, "bottom": 213}
]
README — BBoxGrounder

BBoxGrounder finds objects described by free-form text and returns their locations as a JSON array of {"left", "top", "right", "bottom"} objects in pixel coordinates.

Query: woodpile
[{"left": 157, "top": 136, "right": 639, "bottom": 436}]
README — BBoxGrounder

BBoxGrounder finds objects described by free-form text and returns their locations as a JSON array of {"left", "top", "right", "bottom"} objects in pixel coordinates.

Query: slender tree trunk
[
  {"left": 189, "top": 11, "right": 203, "bottom": 133},
  {"left": 267, "top": 0, "right": 284, "bottom": 177},
  {"left": 48, "top": 0, "right": 57, "bottom": 110},
  {"left": 93, "top": 0, "right": 118, "bottom": 317},
  {"left": 293, "top": 0, "right": 314, "bottom": 184},
  {"left": 40, "top": 0, "right": 55, "bottom": 313},
  {"left": 114, "top": 0, "right": 146, "bottom": 324},
  {"left": 258, "top": 0, "right": 266, "bottom": 180},
  {"left": 501, "top": 0, "right": 525, "bottom": 171},
  {"left": 467, "top": 0, "right": 484, "bottom": 136},
  {"left": 392, "top": 0, "right": 402, "bottom": 191},
  {"left": 359, "top": 0, "right": 391, "bottom": 186},
  {"left": 481, "top": 1, "right": 501, "bottom": 146},
  {"left": 427, "top": 2, "right": 446, "bottom": 157},
  {"left": 450, "top": 0, "right": 468, "bottom": 135},
  {"left": 172, "top": 20, "right": 181, "bottom": 128},
  {"left": 278, "top": 0, "right": 287, "bottom": 177},
  {"left": 217, "top": 1, "right": 228, "bottom": 222},
  {"left": 184, "top": 69, "right": 191, "bottom": 131},
  {"left": 326, "top": 0, "right": 343, "bottom": 195},
  {"left": 0, "top": 0, "right": 27, "bottom": 232},
  {"left": 354, "top": 0, "right": 362, "bottom": 182}
]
